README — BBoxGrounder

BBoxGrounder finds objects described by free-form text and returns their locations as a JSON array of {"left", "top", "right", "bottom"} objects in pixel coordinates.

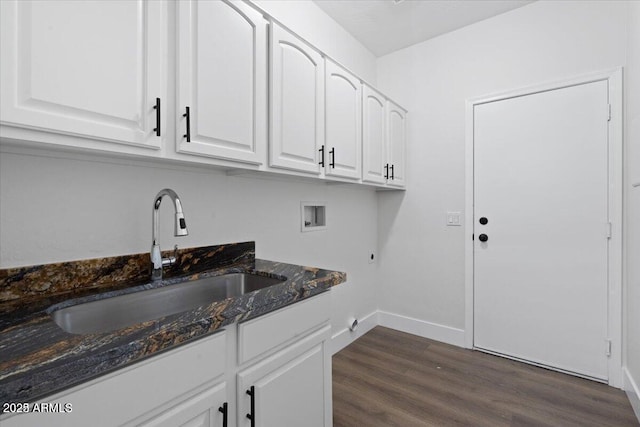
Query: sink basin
[{"left": 51, "top": 273, "right": 286, "bottom": 335}]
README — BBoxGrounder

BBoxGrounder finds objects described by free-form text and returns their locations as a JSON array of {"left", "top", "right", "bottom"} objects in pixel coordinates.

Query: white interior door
[{"left": 473, "top": 80, "right": 610, "bottom": 380}]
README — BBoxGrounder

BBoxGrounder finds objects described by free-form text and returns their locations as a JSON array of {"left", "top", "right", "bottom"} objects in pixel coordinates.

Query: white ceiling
[{"left": 313, "top": 0, "right": 535, "bottom": 57}]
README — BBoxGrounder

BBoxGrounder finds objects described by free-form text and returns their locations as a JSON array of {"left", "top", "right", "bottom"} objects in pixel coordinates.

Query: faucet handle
[
  {"left": 161, "top": 257, "right": 175, "bottom": 268},
  {"left": 161, "top": 245, "right": 180, "bottom": 268}
]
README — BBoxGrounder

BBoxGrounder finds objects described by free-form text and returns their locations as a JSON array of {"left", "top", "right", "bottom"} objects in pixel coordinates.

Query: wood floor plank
[
  {"left": 334, "top": 349, "right": 512, "bottom": 426},
  {"left": 333, "top": 327, "right": 639, "bottom": 427}
]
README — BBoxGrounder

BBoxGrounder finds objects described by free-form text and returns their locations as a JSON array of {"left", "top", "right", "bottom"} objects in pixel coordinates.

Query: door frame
[{"left": 464, "top": 68, "right": 623, "bottom": 387}]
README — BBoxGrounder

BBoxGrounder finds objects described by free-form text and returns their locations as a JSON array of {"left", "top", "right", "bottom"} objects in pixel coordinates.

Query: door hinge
[
  {"left": 606, "top": 222, "right": 612, "bottom": 239},
  {"left": 605, "top": 339, "right": 612, "bottom": 357},
  {"left": 607, "top": 104, "right": 611, "bottom": 122}
]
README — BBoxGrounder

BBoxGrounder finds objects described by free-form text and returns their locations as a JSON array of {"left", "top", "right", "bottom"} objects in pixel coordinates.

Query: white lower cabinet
[
  {"left": 237, "top": 326, "right": 332, "bottom": 427},
  {"left": 1, "top": 294, "right": 333, "bottom": 427},
  {"left": 1, "top": 332, "right": 228, "bottom": 427},
  {"left": 236, "top": 292, "right": 332, "bottom": 427}
]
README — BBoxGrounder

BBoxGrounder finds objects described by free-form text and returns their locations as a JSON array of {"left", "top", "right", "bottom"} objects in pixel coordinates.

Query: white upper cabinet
[
  {"left": 362, "top": 84, "right": 407, "bottom": 188},
  {"left": 1, "top": 0, "right": 407, "bottom": 188},
  {"left": 324, "top": 59, "right": 362, "bottom": 180},
  {"left": 269, "top": 22, "right": 325, "bottom": 175},
  {"left": 386, "top": 101, "right": 407, "bottom": 188},
  {"left": 362, "top": 85, "right": 387, "bottom": 184},
  {"left": 176, "top": 0, "right": 267, "bottom": 164},
  {"left": 0, "top": 0, "right": 164, "bottom": 148}
]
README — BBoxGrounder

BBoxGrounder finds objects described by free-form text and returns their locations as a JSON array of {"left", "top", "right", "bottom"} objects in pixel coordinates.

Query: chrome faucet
[{"left": 151, "top": 189, "right": 188, "bottom": 281}]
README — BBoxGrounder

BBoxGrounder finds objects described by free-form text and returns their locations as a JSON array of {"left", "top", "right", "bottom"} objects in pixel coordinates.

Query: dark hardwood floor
[{"left": 333, "top": 326, "right": 639, "bottom": 427}]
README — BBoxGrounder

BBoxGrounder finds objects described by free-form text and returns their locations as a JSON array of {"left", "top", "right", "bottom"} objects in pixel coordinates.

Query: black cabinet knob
[
  {"left": 479, "top": 217, "right": 488, "bottom": 225},
  {"left": 478, "top": 234, "right": 488, "bottom": 242}
]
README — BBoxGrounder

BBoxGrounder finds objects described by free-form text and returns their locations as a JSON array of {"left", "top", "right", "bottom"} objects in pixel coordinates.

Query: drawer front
[
  {"left": 1, "top": 331, "right": 226, "bottom": 427},
  {"left": 238, "top": 292, "right": 330, "bottom": 365}
]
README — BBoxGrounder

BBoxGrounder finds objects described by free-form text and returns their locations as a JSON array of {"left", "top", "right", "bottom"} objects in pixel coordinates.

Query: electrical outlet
[{"left": 368, "top": 252, "right": 376, "bottom": 264}]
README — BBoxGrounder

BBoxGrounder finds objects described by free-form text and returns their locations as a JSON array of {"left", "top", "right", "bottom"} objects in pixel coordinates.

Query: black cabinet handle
[
  {"left": 246, "top": 386, "right": 255, "bottom": 427},
  {"left": 384, "top": 163, "right": 389, "bottom": 179},
  {"left": 479, "top": 234, "right": 489, "bottom": 242},
  {"left": 390, "top": 164, "right": 395, "bottom": 180},
  {"left": 319, "top": 145, "right": 325, "bottom": 166},
  {"left": 329, "top": 147, "right": 335, "bottom": 168},
  {"left": 218, "top": 402, "right": 228, "bottom": 427},
  {"left": 183, "top": 106, "right": 191, "bottom": 142},
  {"left": 153, "top": 97, "right": 161, "bottom": 137},
  {"left": 479, "top": 217, "right": 488, "bottom": 225}
]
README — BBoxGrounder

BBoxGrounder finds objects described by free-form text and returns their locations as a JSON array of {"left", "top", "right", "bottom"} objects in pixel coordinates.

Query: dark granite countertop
[{"left": 0, "top": 242, "right": 346, "bottom": 406}]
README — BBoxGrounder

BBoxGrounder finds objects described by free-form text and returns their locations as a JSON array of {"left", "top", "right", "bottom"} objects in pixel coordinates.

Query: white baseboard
[
  {"left": 330, "top": 311, "right": 378, "bottom": 355},
  {"left": 378, "top": 310, "right": 466, "bottom": 347},
  {"left": 624, "top": 367, "right": 640, "bottom": 423},
  {"left": 331, "top": 310, "right": 465, "bottom": 353}
]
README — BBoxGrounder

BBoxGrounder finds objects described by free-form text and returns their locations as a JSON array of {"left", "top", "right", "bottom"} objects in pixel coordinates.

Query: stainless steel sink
[{"left": 51, "top": 273, "right": 286, "bottom": 335}]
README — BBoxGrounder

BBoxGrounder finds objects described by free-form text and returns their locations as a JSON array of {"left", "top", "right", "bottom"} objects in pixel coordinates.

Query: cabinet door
[
  {"left": 0, "top": 0, "right": 163, "bottom": 148},
  {"left": 269, "top": 23, "right": 324, "bottom": 174},
  {"left": 362, "top": 85, "right": 387, "bottom": 184},
  {"left": 325, "top": 59, "right": 362, "bottom": 180},
  {"left": 386, "top": 101, "right": 407, "bottom": 188},
  {"left": 237, "top": 326, "right": 332, "bottom": 427},
  {"left": 139, "top": 382, "right": 227, "bottom": 427},
  {"left": 177, "top": 0, "right": 267, "bottom": 164}
]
